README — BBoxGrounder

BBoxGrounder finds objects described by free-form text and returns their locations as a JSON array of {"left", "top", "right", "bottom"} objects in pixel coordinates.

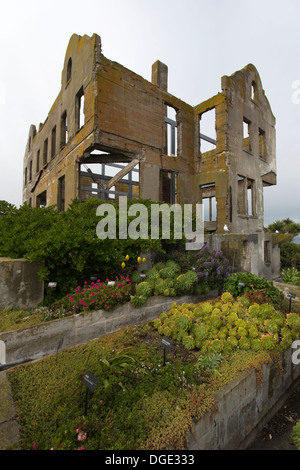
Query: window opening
[
  {"left": 237, "top": 176, "right": 255, "bottom": 216},
  {"left": 259, "top": 128, "right": 266, "bottom": 159},
  {"left": 76, "top": 87, "right": 85, "bottom": 130},
  {"left": 51, "top": 126, "right": 56, "bottom": 159},
  {"left": 43, "top": 138, "right": 48, "bottom": 166},
  {"left": 36, "top": 190, "right": 47, "bottom": 208},
  {"left": 264, "top": 240, "right": 271, "bottom": 264},
  {"left": 60, "top": 111, "right": 68, "bottom": 148},
  {"left": 200, "top": 183, "right": 216, "bottom": 222},
  {"left": 243, "top": 118, "right": 251, "bottom": 152},
  {"left": 79, "top": 160, "right": 139, "bottom": 202},
  {"left": 165, "top": 105, "right": 177, "bottom": 156},
  {"left": 29, "top": 161, "right": 32, "bottom": 182},
  {"left": 251, "top": 81, "right": 257, "bottom": 101},
  {"left": 24, "top": 167, "right": 27, "bottom": 186},
  {"left": 199, "top": 108, "right": 217, "bottom": 153},
  {"left": 57, "top": 175, "right": 65, "bottom": 212},
  {"left": 160, "top": 170, "right": 177, "bottom": 204},
  {"left": 36, "top": 150, "right": 40, "bottom": 173},
  {"left": 67, "top": 58, "right": 72, "bottom": 83}
]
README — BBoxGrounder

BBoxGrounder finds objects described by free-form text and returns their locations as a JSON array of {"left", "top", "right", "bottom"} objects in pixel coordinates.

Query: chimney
[{"left": 151, "top": 60, "right": 168, "bottom": 92}]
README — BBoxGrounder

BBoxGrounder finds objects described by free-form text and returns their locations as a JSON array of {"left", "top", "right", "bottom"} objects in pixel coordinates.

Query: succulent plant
[
  {"left": 176, "top": 314, "right": 192, "bottom": 332},
  {"left": 182, "top": 335, "right": 196, "bottom": 350},
  {"left": 130, "top": 294, "right": 147, "bottom": 307},
  {"left": 221, "top": 292, "right": 234, "bottom": 303},
  {"left": 136, "top": 281, "right": 153, "bottom": 298},
  {"left": 264, "top": 319, "right": 279, "bottom": 335},
  {"left": 286, "top": 313, "right": 300, "bottom": 331},
  {"left": 239, "top": 337, "right": 251, "bottom": 350},
  {"left": 261, "top": 334, "right": 276, "bottom": 350}
]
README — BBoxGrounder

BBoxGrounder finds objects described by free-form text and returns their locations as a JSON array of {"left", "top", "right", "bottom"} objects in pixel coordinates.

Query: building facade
[{"left": 23, "top": 33, "right": 283, "bottom": 279}]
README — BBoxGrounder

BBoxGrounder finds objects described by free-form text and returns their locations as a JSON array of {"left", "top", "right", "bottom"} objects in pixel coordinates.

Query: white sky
[{"left": 0, "top": 0, "right": 299, "bottom": 226}]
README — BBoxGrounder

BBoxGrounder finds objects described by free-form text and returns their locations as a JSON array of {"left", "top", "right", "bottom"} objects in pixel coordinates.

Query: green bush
[
  {"left": 223, "top": 272, "right": 283, "bottom": 306},
  {"left": 281, "top": 267, "right": 300, "bottom": 286},
  {"left": 0, "top": 199, "right": 165, "bottom": 299},
  {"left": 292, "top": 420, "right": 300, "bottom": 449}
]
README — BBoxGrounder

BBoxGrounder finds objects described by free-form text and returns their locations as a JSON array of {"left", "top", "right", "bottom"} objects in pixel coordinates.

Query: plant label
[
  {"left": 161, "top": 337, "right": 172, "bottom": 350},
  {"left": 82, "top": 371, "right": 99, "bottom": 392}
]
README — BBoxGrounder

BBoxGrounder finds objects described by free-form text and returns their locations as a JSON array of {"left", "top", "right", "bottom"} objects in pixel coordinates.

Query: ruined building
[{"left": 23, "top": 33, "right": 283, "bottom": 279}]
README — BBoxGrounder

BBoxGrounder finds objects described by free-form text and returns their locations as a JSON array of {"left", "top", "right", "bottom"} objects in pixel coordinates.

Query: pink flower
[
  {"left": 111, "top": 294, "right": 114, "bottom": 297},
  {"left": 78, "top": 446, "right": 84, "bottom": 450},
  {"left": 78, "top": 431, "right": 87, "bottom": 442},
  {"left": 84, "top": 281, "right": 87, "bottom": 285}
]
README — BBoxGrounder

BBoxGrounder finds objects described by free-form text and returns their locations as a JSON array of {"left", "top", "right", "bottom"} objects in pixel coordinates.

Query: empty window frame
[
  {"left": 60, "top": 111, "right": 68, "bottom": 148},
  {"left": 251, "top": 81, "right": 257, "bottom": 102},
  {"left": 264, "top": 240, "right": 271, "bottom": 264},
  {"left": 24, "top": 167, "right": 27, "bottom": 186},
  {"left": 51, "top": 125, "right": 57, "bottom": 159},
  {"left": 79, "top": 160, "right": 140, "bottom": 202},
  {"left": 199, "top": 108, "right": 217, "bottom": 153},
  {"left": 43, "top": 138, "right": 48, "bottom": 166},
  {"left": 57, "top": 175, "right": 65, "bottom": 212},
  {"left": 36, "top": 150, "right": 40, "bottom": 173},
  {"left": 67, "top": 57, "right": 72, "bottom": 83},
  {"left": 76, "top": 87, "right": 85, "bottom": 130},
  {"left": 259, "top": 128, "right": 266, "bottom": 160},
  {"left": 243, "top": 118, "right": 252, "bottom": 153},
  {"left": 29, "top": 160, "right": 32, "bottom": 182},
  {"left": 160, "top": 170, "right": 177, "bottom": 204},
  {"left": 36, "top": 190, "right": 47, "bottom": 208},
  {"left": 237, "top": 176, "right": 256, "bottom": 216},
  {"left": 200, "top": 184, "right": 217, "bottom": 222},
  {"left": 165, "top": 105, "right": 178, "bottom": 156}
]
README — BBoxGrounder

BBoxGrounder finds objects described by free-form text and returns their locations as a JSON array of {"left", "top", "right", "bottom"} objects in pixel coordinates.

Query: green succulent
[
  {"left": 175, "top": 314, "right": 192, "bottom": 332},
  {"left": 136, "top": 281, "right": 153, "bottom": 298},
  {"left": 182, "top": 335, "right": 196, "bottom": 351},
  {"left": 227, "top": 336, "right": 238, "bottom": 348},
  {"left": 201, "top": 302, "right": 213, "bottom": 315},
  {"left": 237, "top": 326, "right": 247, "bottom": 338},
  {"left": 251, "top": 338, "right": 263, "bottom": 351},
  {"left": 264, "top": 319, "right": 279, "bottom": 335},
  {"left": 261, "top": 334, "right": 276, "bottom": 350},
  {"left": 248, "top": 326, "right": 259, "bottom": 338},
  {"left": 163, "top": 326, "right": 172, "bottom": 338},
  {"left": 211, "top": 339, "right": 224, "bottom": 353},
  {"left": 221, "top": 292, "right": 234, "bottom": 303},
  {"left": 210, "top": 315, "right": 222, "bottom": 329},
  {"left": 239, "top": 337, "right": 251, "bottom": 350},
  {"left": 286, "top": 313, "right": 300, "bottom": 331},
  {"left": 130, "top": 294, "right": 147, "bottom": 308}
]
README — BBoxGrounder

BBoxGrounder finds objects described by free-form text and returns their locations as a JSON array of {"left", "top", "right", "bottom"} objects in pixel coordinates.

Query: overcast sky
[{"left": 0, "top": 0, "right": 299, "bottom": 226}]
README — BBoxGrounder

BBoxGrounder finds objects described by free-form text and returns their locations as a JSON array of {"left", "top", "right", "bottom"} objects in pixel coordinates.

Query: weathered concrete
[
  {"left": 0, "top": 293, "right": 217, "bottom": 365},
  {"left": 187, "top": 347, "right": 300, "bottom": 450},
  {"left": 0, "top": 258, "right": 44, "bottom": 309}
]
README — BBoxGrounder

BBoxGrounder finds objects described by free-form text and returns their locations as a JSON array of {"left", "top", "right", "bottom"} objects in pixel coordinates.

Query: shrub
[
  {"left": 281, "top": 267, "right": 300, "bottom": 286},
  {"left": 223, "top": 272, "right": 283, "bottom": 306}
]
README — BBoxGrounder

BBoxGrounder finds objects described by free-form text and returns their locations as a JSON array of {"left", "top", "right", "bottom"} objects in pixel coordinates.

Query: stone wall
[{"left": 0, "top": 258, "right": 44, "bottom": 310}]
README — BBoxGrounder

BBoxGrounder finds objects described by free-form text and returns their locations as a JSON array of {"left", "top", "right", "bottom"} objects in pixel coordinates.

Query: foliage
[
  {"left": 281, "top": 267, "right": 300, "bottom": 286},
  {"left": 128, "top": 260, "right": 200, "bottom": 307},
  {"left": 266, "top": 218, "right": 300, "bottom": 234},
  {"left": 153, "top": 294, "right": 300, "bottom": 354},
  {"left": 223, "top": 272, "right": 284, "bottom": 306},
  {"left": 173, "top": 244, "right": 231, "bottom": 291},
  {"left": 281, "top": 243, "right": 300, "bottom": 271},
  {"left": 8, "top": 318, "right": 273, "bottom": 451},
  {"left": 0, "top": 199, "right": 167, "bottom": 299},
  {"left": 61, "top": 277, "right": 132, "bottom": 313}
]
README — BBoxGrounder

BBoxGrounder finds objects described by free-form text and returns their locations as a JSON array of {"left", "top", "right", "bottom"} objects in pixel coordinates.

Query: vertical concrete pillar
[{"left": 151, "top": 61, "right": 168, "bottom": 91}]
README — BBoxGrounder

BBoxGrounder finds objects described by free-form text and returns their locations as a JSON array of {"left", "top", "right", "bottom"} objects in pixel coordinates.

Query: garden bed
[{"left": 0, "top": 291, "right": 217, "bottom": 366}]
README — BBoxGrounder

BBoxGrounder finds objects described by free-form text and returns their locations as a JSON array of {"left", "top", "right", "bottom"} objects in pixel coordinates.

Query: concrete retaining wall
[
  {"left": 0, "top": 258, "right": 44, "bottom": 309},
  {"left": 187, "top": 346, "right": 300, "bottom": 449},
  {"left": 0, "top": 292, "right": 217, "bottom": 365}
]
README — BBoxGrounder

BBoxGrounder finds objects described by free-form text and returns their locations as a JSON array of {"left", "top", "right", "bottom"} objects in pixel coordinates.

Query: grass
[{"left": 8, "top": 319, "right": 273, "bottom": 450}]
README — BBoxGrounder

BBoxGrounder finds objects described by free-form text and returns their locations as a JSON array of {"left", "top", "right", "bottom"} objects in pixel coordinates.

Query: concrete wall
[
  {"left": 187, "top": 346, "right": 300, "bottom": 450},
  {"left": 0, "top": 293, "right": 217, "bottom": 365},
  {"left": 0, "top": 258, "right": 44, "bottom": 310}
]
